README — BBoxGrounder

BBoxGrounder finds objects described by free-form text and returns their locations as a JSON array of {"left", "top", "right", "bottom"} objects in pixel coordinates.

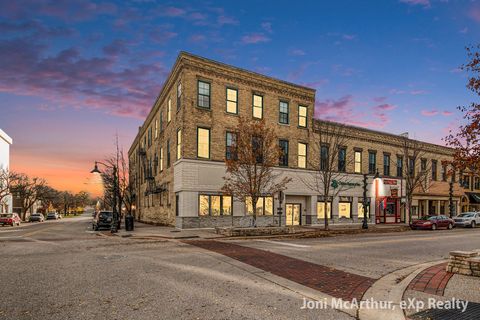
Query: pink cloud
[
  {"left": 241, "top": 33, "right": 270, "bottom": 44},
  {"left": 218, "top": 15, "right": 238, "bottom": 26},
  {"left": 399, "top": 0, "right": 430, "bottom": 8},
  {"left": 421, "top": 109, "right": 439, "bottom": 116},
  {"left": 162, "top": 6, "right": 186, "bottom": 17},
  {"left": 442, "top": 111, "right": 453, "bottom": 116},
  {"left": 469, "top": 6, "right": 480, "bottom": 22},
  {"left": 374, "top": 104, "right": 396, "bottom": 111}
]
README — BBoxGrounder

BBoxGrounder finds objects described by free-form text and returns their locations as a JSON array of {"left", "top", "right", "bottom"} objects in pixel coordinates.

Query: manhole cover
[{"left": 410, "top": 301, "right": 480, "bottom": 320}]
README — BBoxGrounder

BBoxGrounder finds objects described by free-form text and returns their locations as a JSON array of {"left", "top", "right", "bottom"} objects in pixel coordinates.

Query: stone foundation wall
[
  {"left": 176, "top": 215, "right": 280, "bottom": 229},
  {"left": 447, "top": 251, "right": 480, "bottom": 277}
]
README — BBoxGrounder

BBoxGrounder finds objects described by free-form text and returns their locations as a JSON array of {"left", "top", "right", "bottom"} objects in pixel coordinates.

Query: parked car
[
  {"left": 410, "top": 215, "right": 455, "bottom": 230},
  {"left": 46, "top": 212, "right": 60, "bottom": 220},
  {"left": 29, "top": 213, "right": 45, "bottom": 222},
  {"left": 92, "top": 211, "right": 113, "bottom": 231},
  {"left": 454, "top": 212, "right": 480, "bottom": 228},
  {"left": 0, "top": 213, "right": 21, "bottom": 226}
]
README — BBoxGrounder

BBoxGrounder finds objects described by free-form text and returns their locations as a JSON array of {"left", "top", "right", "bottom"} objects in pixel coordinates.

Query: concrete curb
[{"left": 358, "top": 259, "right": 447, "bottom": 320}]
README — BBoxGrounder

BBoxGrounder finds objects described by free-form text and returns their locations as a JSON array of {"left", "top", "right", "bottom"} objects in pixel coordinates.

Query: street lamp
[
  {"left": 90, "top": 161, "right": 119, "bottom": 233},
  {"left": 362, "top": 169, "right": 380, "bottom": 229}
]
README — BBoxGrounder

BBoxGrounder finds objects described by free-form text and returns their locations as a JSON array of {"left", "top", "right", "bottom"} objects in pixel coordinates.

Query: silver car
[{"left": 453, "top": 212, "right": 480, "bottom": 228}]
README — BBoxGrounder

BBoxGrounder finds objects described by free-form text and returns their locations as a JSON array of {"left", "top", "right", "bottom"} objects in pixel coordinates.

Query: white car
[{"left": 453, "top": 212, "right": 480, "bottom": 228}]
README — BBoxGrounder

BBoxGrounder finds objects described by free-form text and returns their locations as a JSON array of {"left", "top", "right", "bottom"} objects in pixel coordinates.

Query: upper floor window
[
  {"left": 338, "top": 148, "right": 346, "bottom": 172},
  {"left": 226, "top": 88, "right": 238, "bottom": 114},
  {"left": 226, "top": 131, "right": 237, "bottom": 160},
  {"left": 475, "top": 177, "right": 480, "bottom": 190},
  {"left": 451, "top": 169, "right": 456, "bottom": 182},
  {"left": 177, "top": 82, "right": 182, "bottom": 110},
  {"left": 167, "top": 98, "right": 172, "bottom": 123},
  {"left": 253, "top": 94, "right": 263, "bottom": 119},
  {"left": 463, "top": 175, "right": 470, "bottom": 189},
  {"left": 442, "top": 164, "right": 447, "bottom": 181},
  {"left": 155, "top": 119, "right": 158, "bottom": 139},
  {"left": 298, "top": 106, "right": 307, "bottom": 127},
  {"left": 197, "top": 127, "right": 210, "bottom": 158},
  {"left": 279, "top": 101, "right": 289, "bottom": 124},
  {"left": 279, "top": 140, "right": 289, "bottom": 166},
  {"left": 354, "top": 151, "right": 362, "bottom": 173},
  {"left": 160, "top": 111, "right": 164, "bottom": 132},
  {"left": 198, "top": 81, "right": 211, "bottom": 109},
  {"left": 397, "top": 156, "right": 403, "bottom": 177},
  {"left": 383, "top": 154, "right": 390, "bottom": 176},
  {"left": 368, "top": 151, "right": 376, "bottom": 174},
  {"left": 421, "top": 159, "right": 427, "bottom": 172},
  {"left": 320, "top": 145, "right": 329, "bottom": 171},
  {"left": 431, "top": 160, "right": 437, "bottom": 181},
  {"left": 167, "top": 139, "right": 171, "bottom": 168},
  {"left": 298, "top": 142, "right": 307, "bottom": 168},
  {"left": 252, "top": 136, "right": 263, "bottom": 163},
  {"left": 160, "top": 147, "right": 164, "bottom": 172},
  {"left": 408, "top": 157, "right": 415, "bottom": 177},
  {"left": 177, "top": 129, "right": 182, "bottom": 160}
]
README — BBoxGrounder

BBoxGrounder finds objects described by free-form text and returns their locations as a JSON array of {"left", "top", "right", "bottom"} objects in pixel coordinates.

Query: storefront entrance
[
  {"left": 286, "top": 203, "right": 301, "bottom": 226},
  {"left": 376, "top": 197, "right": 400, "bottom": 224}
]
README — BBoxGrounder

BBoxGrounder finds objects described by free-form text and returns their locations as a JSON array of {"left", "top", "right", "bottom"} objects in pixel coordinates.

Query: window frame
[
  {"left": 396, "top": 156, "right": 403, "bottom": 177},
  {"left": 197, "top": 80, "right": 211, "bottom": 109},
  {"left": 198, "top": 194, "right": 233, "bottom": 216},
  {"left": 298, "top": 105, "right": 308, "bottom": 128},
  {"left": 279, "top": 139, "right": 289, "bottom": 167},
  {"left": 226, "top": 87, "right": 238, "bottom": 114},
  {"left": 166, "top": 139, "right": 171, "bottom": 168},
  {"left": 354, "top": 150, "right": 362, "bottom": 174},
  {"left": 167, "top": 98, "right": 172, "bottom": 123},
  {"left": 338, "top": 147, "right": 346, "bottom": 172},
  {"left": 245, "top": 196, "right": 274, "bottom": 216},
  {"left": 177, "top": 128, "right": 182, "bottom": 160},
  {"left": 298, "top": 142, "right": 307, "bottom": 169},
  {"left": 279, "top": 100, "right": 289, "bottom": 124},
  {"left": 383, "top": 153, "right": 390, "bottom": 176},
  {"left": 320, "top": 145, "right": 329, "bottom": 171},
  {"left": 368, "top": 151, "right": 377, "bottom": 174},
  {"left": 252, "top": 93, "right": 263, "bottom": 119},
  {"left": 197, "top": 127, "right": 211, "bottom": 159},
  {"left": 432, "top": 160, "right": 437, "bottom": 181},
  {"left": 225, "top": 131, "right": 237, "bottom": 160}
]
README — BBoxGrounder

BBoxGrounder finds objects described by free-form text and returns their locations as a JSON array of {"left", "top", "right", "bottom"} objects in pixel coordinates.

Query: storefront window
[
  {"left": 246, "top": 196, "right": 273, "bottom": 215},
  {"left": 339, "top": 202, "right": 351, "bottom": 218},
  {"left": 357, "top": 202, "right": 370, "bottom": 218},
  {"left": 317, "top": 202, "right": 332, "bottom": 219},
  {"left": 198, "top": 195, "right": 232, "bottom": 216}
]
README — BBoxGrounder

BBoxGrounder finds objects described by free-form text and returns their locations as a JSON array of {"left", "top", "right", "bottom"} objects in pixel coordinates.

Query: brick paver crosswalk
[
  {"left": 184, "top": 240, "right": 375, "bottom": 301},
  {"left": 407, "top": 262, "right": 453, "bottom": 296}
]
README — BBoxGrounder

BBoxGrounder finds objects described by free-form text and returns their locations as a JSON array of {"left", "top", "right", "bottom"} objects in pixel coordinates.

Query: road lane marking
[
  {"left": 0, "top": 236, "right": 22, "bottom": 239},
  {"left": 22, "top": 226, "right": 60, "bottom": 237},
  {"left": 258, "top": 240, "right": 311, "bottom": 248}
]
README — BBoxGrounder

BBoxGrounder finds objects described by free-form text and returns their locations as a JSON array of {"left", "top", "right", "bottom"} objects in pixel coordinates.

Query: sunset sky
[{"left": 1, "top": 0, "right": 479, "bottom": 196}]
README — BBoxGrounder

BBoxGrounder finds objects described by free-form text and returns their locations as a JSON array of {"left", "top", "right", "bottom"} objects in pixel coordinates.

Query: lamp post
[
  {"left": 90, "top": 161, "right": 119, "bottom": 233},
  {"left": 362, "top": 169, "right": 380, "bottom": 229}
]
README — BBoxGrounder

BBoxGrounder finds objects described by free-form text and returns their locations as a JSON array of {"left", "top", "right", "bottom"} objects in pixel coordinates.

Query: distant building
[{"left": 0, "top": 128, "right": 13, "bottom": 214}]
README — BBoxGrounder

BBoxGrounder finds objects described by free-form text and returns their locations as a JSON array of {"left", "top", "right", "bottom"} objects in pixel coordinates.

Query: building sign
[
  {"left": 331, "top": 180, "right": 361, "bottom": 189},
  {"left": 383, "top": 179, "right": 397, "bottom": 185},
  {"left": 391, "top": 189, "right": 398, "bottom": 197}
]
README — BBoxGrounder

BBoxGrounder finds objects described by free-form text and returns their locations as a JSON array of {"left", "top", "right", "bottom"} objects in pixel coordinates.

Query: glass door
[{"left": 286, "top": 204, "right": 301, "bottom": 226}]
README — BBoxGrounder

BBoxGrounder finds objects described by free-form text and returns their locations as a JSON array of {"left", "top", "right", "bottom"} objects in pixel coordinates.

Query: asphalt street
[{"left": 1, "top": 212, "right": 479, "bottom": 320}]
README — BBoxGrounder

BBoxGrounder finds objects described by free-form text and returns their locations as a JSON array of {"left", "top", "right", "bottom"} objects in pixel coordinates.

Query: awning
[{"left": 466, "top": 192, "right": 480, "bottom": 204}]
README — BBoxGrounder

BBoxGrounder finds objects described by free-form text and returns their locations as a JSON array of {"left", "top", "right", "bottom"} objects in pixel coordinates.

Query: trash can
[{"left": 125, "top": 214, "right": 134, "bottom": 231}]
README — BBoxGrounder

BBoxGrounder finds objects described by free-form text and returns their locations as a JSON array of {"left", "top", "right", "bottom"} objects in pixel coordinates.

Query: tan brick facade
[{"left": 129, "top": 52, "right": 473, "bottom": 228}]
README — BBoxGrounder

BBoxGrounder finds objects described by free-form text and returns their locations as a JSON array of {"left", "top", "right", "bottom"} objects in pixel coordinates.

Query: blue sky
[{"left": 0, "top": 0, "right": 478, "bottom": 192}]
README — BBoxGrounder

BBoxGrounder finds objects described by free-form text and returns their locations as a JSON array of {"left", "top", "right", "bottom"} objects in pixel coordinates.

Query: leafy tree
[
  {"left": 222, "top": 116, "right": 291, "bottom": 227},
  {"left": 445, "top": 45, "right": 480, "bottom": 170}
]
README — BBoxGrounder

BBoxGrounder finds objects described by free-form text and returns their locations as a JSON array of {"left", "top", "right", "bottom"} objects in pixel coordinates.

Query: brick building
[{"left": 128, "top": 52, "right": 471, "bottom": 228}]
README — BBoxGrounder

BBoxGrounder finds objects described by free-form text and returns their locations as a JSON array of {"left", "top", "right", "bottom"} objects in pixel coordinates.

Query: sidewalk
[
  {"left": 112, "top": 221, "right": 410, "bottom": 240},
  {"left": 114, "top": 221, "right": 224, "bottom": 240}
]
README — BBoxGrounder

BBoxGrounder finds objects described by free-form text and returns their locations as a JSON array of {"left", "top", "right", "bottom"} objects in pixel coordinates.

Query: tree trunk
[
  {"left": 252, "top": 197, "right": 258, "bottom": 228},
  {"left": 324, "top": 199, "right": 329, "bottom": 231}
]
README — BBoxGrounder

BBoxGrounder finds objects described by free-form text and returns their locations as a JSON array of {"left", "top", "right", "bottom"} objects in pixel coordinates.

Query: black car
[{"left": 93, "top": 211, "right": 113, "bottom": 231}]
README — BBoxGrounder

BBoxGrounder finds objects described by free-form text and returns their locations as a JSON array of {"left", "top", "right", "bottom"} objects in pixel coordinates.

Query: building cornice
[{"left": 0, "top": 128, "right": 12, "bottom": 145}]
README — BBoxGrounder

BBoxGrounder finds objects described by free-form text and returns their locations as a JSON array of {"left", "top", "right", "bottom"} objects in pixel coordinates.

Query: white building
[{"left": 0, "top": 128, "right": 13, "bottom": 214}]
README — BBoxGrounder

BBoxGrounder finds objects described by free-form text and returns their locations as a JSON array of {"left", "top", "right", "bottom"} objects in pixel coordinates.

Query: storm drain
[{"left": 410, "top": 301, "right": 480, "bottom": 320}]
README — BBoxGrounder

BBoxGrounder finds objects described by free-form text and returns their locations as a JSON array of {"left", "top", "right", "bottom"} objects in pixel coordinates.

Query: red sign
[{"left": 383, "top": 179, "right": 397, "bottom": 185}]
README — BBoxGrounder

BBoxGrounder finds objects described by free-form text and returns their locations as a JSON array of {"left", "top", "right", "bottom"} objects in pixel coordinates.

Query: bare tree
[
  {"left": 0, "top": 167, "right": 19, "bottom": 212},
  {"left": 301, "top": 120, "right": 356, "bottom": 230},
  {"left": 11, "top": 174, "right": 47, "bottom": 220},
  {"left": 222, "top": 117, "right": 291, "bottom": 227},
  {"left": 401, "top": 136, "right": 431, "bottom": 222}
]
